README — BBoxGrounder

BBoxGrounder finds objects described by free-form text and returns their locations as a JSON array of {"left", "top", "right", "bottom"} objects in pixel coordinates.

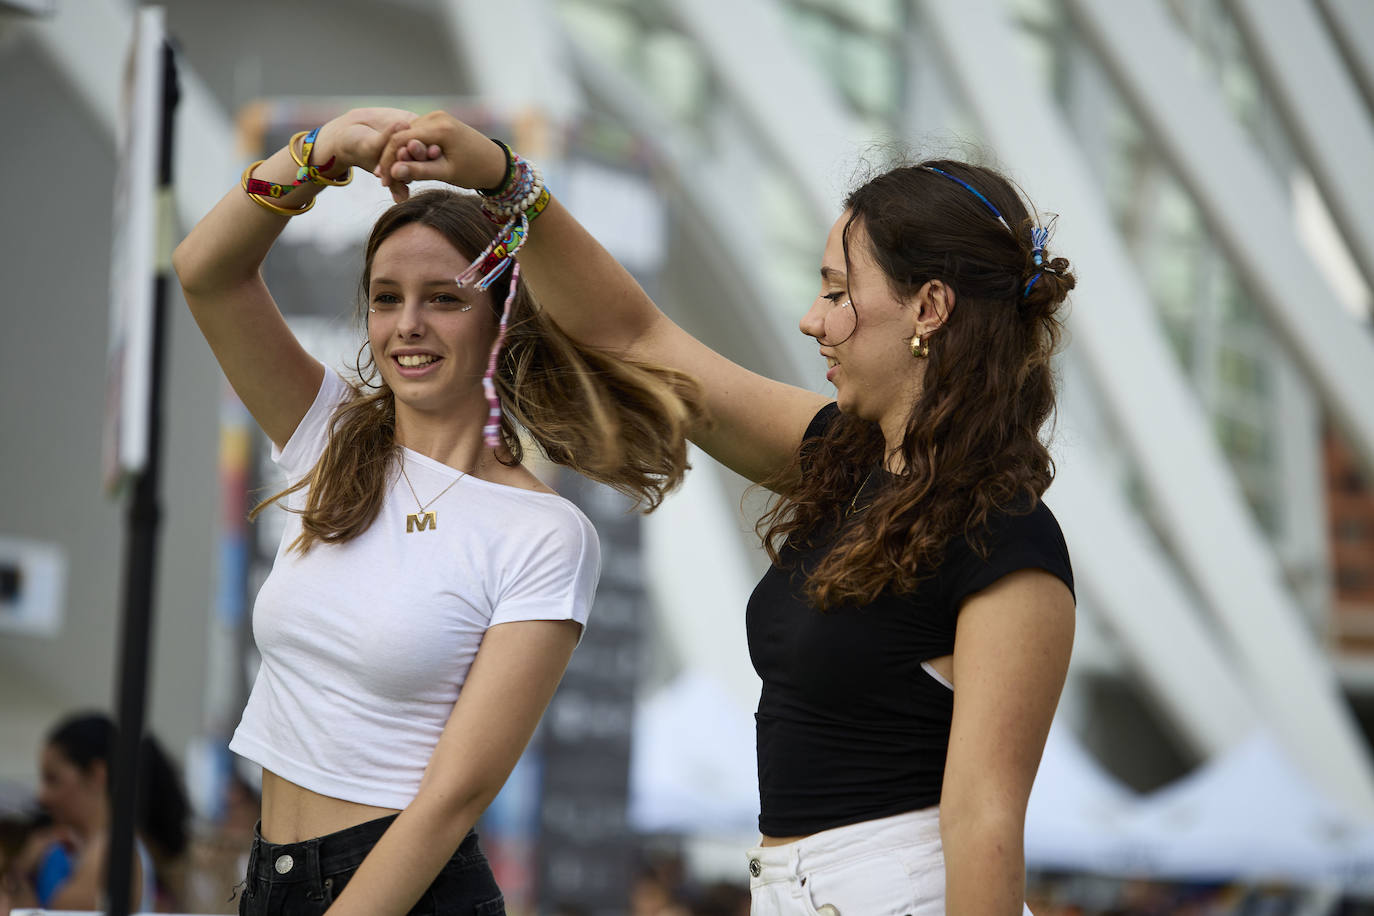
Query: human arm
[
  {"left": 940, "top": 569, "right": 1074, "bottom": 914},
  {"left": 375, "top": 111, "right": 829, "bottom": 485},
  {"left": 171, "top": 108, "right": 415, "bottom": 449},
  {"left": 320, "top": 618, "right": 581, "bottom": 916}
]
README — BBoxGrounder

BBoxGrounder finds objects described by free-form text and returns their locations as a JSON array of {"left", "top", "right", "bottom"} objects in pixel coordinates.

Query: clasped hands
[{"left": 314, "top": 108, "right": 503, "bottom": 204}]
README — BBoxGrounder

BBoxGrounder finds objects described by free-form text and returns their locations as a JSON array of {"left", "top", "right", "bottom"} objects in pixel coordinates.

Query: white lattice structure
[{"left": 3, "top": 0, "right": 1373, "bottom": 823}]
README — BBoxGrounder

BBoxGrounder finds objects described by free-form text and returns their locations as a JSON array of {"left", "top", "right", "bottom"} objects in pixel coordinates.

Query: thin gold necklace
[
  {"left": 848, "top": 469, "right": 876, "bottom": 516},
  {"left": 399, "top": 454, "right": 464, "bottom": 533}
]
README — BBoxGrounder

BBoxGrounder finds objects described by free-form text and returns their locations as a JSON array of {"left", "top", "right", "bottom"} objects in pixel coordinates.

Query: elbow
[
  {"left": 172, "top": 234, "right": 247, "bottom": 299},
  {"left": 413, "top": 779, "right": 500, "bottom": 845},
  {"left": 171, "top": 239, "right": 209, "bottom": 298},
  {"left": 939, "top": 793, "right": 1026, "bottom": 858}
]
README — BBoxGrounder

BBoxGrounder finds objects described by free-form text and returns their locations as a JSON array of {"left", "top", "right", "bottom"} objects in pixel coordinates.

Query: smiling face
[
  {"left": 801, "top": 212, "right": 929, "bottom": 443},
  {"left": 366, "top": 222, "right": 498, "bottom": 422}
]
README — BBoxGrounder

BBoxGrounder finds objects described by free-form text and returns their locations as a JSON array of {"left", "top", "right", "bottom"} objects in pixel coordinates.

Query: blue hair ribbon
[
  {"left": 921, "top": 165, "right": 1057, "bottom": 301},
  {"left": 1023, "top": 224, "right": 1050, "bottom": 298},
  {"left": 921, "top": 166, "right": 1012, "bottom": 234}
]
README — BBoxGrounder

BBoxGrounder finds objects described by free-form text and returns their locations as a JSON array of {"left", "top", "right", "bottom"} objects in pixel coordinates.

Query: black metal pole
[{"left": 106, "top": 39, "right": 179, "bottom": 916}]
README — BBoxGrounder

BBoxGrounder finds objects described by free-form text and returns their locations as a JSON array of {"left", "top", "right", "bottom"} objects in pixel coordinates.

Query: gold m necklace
[{"left": 399, "top": 455, "right": 464, "bottom": 533}]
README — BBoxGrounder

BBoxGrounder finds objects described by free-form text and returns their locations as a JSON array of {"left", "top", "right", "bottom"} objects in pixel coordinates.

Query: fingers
[
  {"left": 373, "top": 111, "right": 462, "bottom": 200},
  {"left": 362, "top": 120, "right": 409, "bottom": 171},
  {"left": 404, "top": 138, "right": 438, "bottom": 161},
  {"left": 389, "top": 158, "right": 451, "bottom": 183},
  {"left": 374, "top": 122, "right": 410, "bottom": 196}
]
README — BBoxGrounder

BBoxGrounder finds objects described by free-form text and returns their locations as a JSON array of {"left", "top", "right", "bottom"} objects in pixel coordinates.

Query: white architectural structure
[{"left": 3, "top": 0, "right": 1373, "bottom": 852}]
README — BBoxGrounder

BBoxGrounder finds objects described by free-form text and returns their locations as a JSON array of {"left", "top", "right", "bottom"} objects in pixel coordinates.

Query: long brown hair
[
  {"left": 254, "top": 190, "right": 702, "bottom": 552},
  {"left": 758, "top": 160, "right": 1075, "bottom": 609}
]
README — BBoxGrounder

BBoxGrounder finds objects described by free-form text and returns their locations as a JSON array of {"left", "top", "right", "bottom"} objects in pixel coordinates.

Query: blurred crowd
[
  {"left": 0, "top": 712, "right": 257, "bottom": 915},
  {"left": 5, "top": 712, "right": 1372, "bottom": 915},
  {"left": 625, "top": 850, "right": 748, "bottom": 916}
]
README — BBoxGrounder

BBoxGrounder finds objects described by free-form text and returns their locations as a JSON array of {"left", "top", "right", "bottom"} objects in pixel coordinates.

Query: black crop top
[{"left": 745, "top": 404, "right": 1074, "bottom": 836}]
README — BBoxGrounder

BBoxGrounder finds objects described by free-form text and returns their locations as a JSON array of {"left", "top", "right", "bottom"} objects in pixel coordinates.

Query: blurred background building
[{"left": 2, "top": 0, "right": 1374, "bottom": 912}]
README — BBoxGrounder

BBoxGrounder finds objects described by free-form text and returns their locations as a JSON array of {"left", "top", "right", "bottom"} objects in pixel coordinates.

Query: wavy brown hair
[
  {"left": 758, "top": 160, "right": 1075, "bottom": 609},
  {"left": 253, "top": 190, "right": 703, "bottom": 552}
]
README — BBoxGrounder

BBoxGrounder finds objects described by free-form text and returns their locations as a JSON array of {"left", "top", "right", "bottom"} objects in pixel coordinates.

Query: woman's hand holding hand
[
  {"left": 310, "top": 107, "right": 422, "bottom": 176},
  {"left": 374, "top": 110, "right": 508, "bottom": 202}
]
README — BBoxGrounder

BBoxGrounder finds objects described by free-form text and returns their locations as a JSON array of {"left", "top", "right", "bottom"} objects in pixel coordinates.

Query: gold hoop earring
[{"left": 910, "top": 335, "right": 929, "bottom": 359}]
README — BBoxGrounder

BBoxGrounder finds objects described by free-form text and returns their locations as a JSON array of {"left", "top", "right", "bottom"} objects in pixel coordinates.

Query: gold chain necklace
[
  {"left": 848, "top": 469, "right": 876, "bottom": 516},
  {"left": 399, "top": 455, "right": 464, "bottom": 533}
]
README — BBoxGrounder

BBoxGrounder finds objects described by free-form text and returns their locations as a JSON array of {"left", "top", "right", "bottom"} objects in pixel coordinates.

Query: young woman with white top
[{"left": 173, "top": 106, "right": 700, "bottom": 916}]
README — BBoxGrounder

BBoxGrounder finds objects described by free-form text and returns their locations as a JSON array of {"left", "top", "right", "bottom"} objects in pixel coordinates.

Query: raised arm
[
  {"left": 172, "top": 108, "right": 415, "bottom": 449},
  {"left": 375, "top": 112, "right": 829, "bottom": 486}
]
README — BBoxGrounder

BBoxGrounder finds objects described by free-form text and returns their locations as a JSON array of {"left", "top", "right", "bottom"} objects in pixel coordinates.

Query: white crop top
[{"left": 230, "top": 369, "right": 600, "bottom": 810}]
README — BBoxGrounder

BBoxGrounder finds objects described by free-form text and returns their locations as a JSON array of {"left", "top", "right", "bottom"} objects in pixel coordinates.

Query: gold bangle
[
  {"left": 289, "top": 130, "right": 352, "bottom": 187},
  {"left": 241, "top": 160, "right": 314, "bottom": 216}
]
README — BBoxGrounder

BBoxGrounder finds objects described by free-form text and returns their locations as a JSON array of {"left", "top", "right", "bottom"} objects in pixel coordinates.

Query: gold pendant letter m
[{"left": 406, "top": 511, "right": 437, "bottom": 533}]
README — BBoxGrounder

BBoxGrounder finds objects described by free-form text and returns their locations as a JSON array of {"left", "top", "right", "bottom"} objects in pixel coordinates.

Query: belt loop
[{"left": 304, "top": 835, "right": 325, "bottom": 891}]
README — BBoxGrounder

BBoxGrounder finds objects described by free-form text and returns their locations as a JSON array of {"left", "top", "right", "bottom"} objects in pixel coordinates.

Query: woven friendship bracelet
[
  {"left": 290, "top": 127, "right": 352, "bottom": 187},
  {"left": 464, "top": 142, "right": 550, "bottom": 449},
  {"left": 457, "top": 216, "right": 530, "bottom": 291},
  {"left": 481, "top": 260, "right": 519, "bottom": 448},
  {"left": 480, "top": 147, "right": 545, "bottom": 220},
  {"left": 241, "top": 160, "right": 314, "bottom": 216},
  {"left": 241, "top": 127, "right": 351, "bottom": 214}
]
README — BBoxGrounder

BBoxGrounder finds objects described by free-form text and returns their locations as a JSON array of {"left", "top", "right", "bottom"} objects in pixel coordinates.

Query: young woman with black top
[{"left": 376, "top": 112, "right": 1076, "bottom": 915}]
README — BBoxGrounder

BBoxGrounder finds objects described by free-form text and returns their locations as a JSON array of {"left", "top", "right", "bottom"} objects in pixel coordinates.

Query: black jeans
[{"left": 237, "top": 814, "right": 505, "bottom": 915}]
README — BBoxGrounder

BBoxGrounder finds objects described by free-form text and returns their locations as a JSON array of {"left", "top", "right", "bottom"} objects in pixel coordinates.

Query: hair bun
[{"left": 1022, "top": 255, "right": 1075, "bottom": 312}]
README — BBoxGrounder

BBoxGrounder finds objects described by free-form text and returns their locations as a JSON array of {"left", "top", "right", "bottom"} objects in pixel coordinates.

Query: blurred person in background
[
  {"left": 1, "top": 711, "right": 190, "bottom": 913},
  {"left": 376, "top": 112, "right": 1076, "bottom": 915},
  {"left": 172, "top": 106, "right": 700, "bottom": 916}
]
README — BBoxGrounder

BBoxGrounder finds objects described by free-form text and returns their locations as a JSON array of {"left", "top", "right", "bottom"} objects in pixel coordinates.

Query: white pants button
[
  {"left": 274, "top": 854, "right": 294, "bottom": 874},
  {"left": 748, "top": 857, "right": 761, "bottom": 877},
  {"left": 816, "top": 906, "right": 840, "bottom": 916}
]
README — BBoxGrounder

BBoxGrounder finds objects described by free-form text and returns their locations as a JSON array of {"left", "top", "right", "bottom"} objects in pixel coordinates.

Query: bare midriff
[{"left": 259, "top": 769, "right": 401, "bottom": 844}]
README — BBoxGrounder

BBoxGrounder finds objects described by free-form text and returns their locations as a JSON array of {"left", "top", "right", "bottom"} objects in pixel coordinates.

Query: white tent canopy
[
  {"left": 1119, "top": 730, "right": 1374, "bottom": 890},
  {"left": 1025, "top": 720, "right": 1142, "bottom": 873},
  {"left": 1028, "top": 724, "right": 1374, "bottom": 891},
  {"left": 628, "top": 671, "right": 760, "bottom": 835}
]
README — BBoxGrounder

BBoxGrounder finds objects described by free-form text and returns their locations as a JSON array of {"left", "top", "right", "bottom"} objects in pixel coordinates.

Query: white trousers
[{"left": 746, "top": 807, "right": 1033, "bottom": 916}]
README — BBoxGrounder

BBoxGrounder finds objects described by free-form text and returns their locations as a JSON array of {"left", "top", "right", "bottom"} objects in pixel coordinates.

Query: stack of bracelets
[
  {"left": 459, "top": 139, "right": 551, "bottom": 448},
  {"left": 458, "top": 140, "right": 550, "bottom": 291},
  {"left": 241, "top": 127, "right": 352, "bottom": 216}
]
